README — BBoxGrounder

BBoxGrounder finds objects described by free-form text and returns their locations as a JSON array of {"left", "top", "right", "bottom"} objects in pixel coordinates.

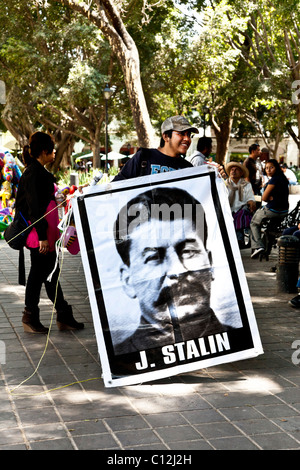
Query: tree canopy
[{"left": 0, "top": 0, "right": 299, "bottom": 166}]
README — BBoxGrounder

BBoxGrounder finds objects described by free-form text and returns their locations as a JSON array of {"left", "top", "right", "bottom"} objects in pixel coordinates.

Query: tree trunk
[
  {"left": 92, "top": 140, "right": 101, "bottom": 169},
  {"left": 285, "top": 29, "right": 300, "bottom": 149},
  {"left": 50, "top": 130, "right": 75, "bottom": 173},
  {"left": 1, "top": 88, "right": 35, "bottom": 147},
  {"left": 1, "top": 117, "right": 32, "bottom": 149},
  {"left": 287, "top": 121, "right": 300, "bottom": 150},
  {"left": 55, "top": 0, "right": 156, "bottom": 147},
  {"left": 211, "top": 112, "right": 234, "bottom": 164},
  {"left": 121, "top": 47, "right": 155, "bottom": 147},
  {"left": 293, "top": 101, "right": 300, "bottom": 150}
]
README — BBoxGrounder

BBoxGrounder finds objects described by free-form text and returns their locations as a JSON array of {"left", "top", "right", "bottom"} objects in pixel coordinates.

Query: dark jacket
[
  {"left": 113, "top": 148, "right": 192, "bottom": 181},
  {"left": 15, "top": 159, "right": 56, "bottom": 240}
]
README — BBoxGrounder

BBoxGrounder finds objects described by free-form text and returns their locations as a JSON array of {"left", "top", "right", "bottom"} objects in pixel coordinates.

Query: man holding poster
[
  {"left": 114, "top": 187, "right": 233, "bottom": 355},
  {"left": 113, "top": 115, "right": 198, "bottom": 180},
  {"left": 73, "top": 137, "right": 263, "bottom": 387}
]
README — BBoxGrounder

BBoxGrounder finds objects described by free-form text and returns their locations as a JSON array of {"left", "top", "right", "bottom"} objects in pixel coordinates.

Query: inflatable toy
[
  {"left": 61, "top": 225, "right": 80, "bottom": 255},
  {"left": 61, "top": 186, "right": 70, "bottom": 196},
  {"left": 0, "top": 180, "right": 12, "bottom": 208},
  {"left": 69, "top": 185, "right": 77, "bottom": 195},
  {"left": 0, "top": 152, "right": 22, "bottom": 208},
  {"left": 0, "top": 153, "right": 4, "bottom": 171},
  {"left": 0, "top": 207, "right": 13, "bottom": 238},
  {"left": 0, "top": 219, "right": 9, "bottom": 232}
]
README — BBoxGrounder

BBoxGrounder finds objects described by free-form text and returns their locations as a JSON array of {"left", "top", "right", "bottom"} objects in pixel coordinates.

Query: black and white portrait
[
  {"left": 74, "top": 166, "right": 262, "bottom": 387},
  {"left": 113, "top": 186, "right": 234, "bottom": 355}
]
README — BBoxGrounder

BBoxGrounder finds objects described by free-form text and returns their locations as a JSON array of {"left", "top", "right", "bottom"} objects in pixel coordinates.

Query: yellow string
[
  {"left": 3, "top": 200, "right": 103, "bottom": 397},
  {"left": 9, "top": 249, "right": 63, "bottom": 395},
  {"left": 9, "top": 378, "right": 102, "bottom": 397},
  {"left": 4, "top": 199, "right": 66, "bottom": 244}
]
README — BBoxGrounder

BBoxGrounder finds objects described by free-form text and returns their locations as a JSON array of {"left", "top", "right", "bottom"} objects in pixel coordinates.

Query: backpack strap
[
  {"left": 138, "top": 148, "right": 150, "bottom": 176},
  {"left": 190, "top": 153, "right": 205, "bottom": 164}
]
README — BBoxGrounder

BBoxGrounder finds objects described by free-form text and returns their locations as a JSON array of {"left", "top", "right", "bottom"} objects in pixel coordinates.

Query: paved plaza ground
[{"left": 1, "top": 208, "right": 300, "bottom": 451}]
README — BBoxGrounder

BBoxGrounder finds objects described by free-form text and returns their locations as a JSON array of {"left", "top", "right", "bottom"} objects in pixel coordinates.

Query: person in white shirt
[
  {"left": 225, "top": 161, "right": 257, "bottom": 249},
  {"left": 281, "top": 164, "right": 298, "bottom": 185},
  {"left": 189, "top": 137, "right": 212, "bottom": 166}
]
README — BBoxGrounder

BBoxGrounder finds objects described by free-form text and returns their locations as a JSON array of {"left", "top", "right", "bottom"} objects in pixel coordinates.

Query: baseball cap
[{"left": 161, "top": 116, "right": 199, "bottom": 135}]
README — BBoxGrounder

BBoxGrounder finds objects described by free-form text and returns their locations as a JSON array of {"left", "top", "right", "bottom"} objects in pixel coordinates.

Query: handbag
[
  {"left": 232, "top": 207, "right": 253, "bottom": 230},
  {"left": 4, "top": 211, "right": 33, "bottom": 250}
]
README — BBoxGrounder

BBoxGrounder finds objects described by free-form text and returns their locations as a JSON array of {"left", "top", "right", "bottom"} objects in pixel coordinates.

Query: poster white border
[{"left": 73, "top": 166, "right": 263, "bottom": 387}]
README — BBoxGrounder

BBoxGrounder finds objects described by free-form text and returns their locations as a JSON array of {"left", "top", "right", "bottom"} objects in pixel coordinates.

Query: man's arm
[
  {"left": 113, "top": 151, "right": 143, "bottom": 181},
  {"left": 262, "top": 184, "right": 275, "bottom": 202}
]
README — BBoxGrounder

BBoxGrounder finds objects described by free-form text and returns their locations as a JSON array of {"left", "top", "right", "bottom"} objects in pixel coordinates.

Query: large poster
[{"left": 73, "top": 166, "right": 263, "bottom": 387}]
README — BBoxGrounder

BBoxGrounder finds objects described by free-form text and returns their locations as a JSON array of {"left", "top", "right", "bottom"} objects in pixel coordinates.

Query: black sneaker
[
  {"left": 289, "top": 295, "right": 300, "bottom": 308},
  {"left": 251, "top": 247, "right": 265, "bottom": 259}
]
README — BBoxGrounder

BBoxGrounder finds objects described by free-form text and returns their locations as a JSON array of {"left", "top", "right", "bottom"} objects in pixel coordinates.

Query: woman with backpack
[{"left": 15, "top": 131, "right": 84, "bottom": 333}]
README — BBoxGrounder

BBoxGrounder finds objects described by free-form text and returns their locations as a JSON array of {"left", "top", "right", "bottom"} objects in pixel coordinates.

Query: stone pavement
[{"left": 0, "top": 237, "right": 300, "bottom": 451}]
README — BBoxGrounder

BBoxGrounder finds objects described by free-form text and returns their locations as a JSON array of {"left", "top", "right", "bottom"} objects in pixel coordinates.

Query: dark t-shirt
[
  {"left": 265, "top": 174, "right": 289, "bottom": 212},
  {"left": 244, "top": 156, "right": 261, "bottom": 195},
  {"left": 113, "top": 148, "right": 193, "bottom": 181}
]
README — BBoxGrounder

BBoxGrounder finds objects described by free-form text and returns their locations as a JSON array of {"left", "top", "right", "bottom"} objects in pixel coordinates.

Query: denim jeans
[{"left": 250, "top": 206, "right": 287, "bottom": 250}]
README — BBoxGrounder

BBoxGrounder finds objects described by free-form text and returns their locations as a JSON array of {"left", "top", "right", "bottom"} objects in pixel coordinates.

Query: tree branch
[
  {"left": 286, "top": 121, "right": 300, "bottom": 148},
  {"left": 284, "top": 29, "right": 297, "bottom": 74}
]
